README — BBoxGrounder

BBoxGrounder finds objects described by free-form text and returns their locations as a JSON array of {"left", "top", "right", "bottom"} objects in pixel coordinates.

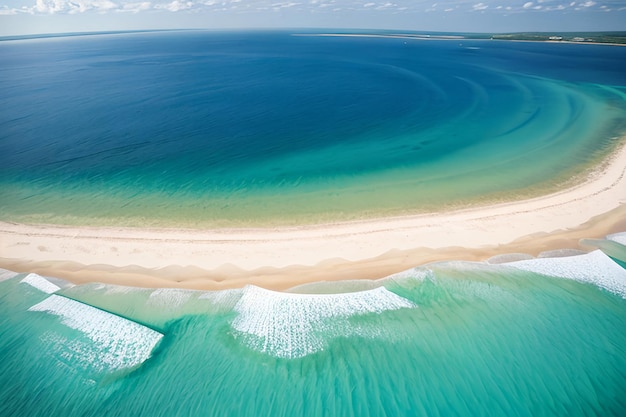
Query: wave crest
[{"left": 231, "top": 285, "right": 415, "bottom": 358}]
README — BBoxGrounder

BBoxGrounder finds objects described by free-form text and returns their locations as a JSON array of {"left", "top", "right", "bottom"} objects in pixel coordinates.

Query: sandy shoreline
[{"left": 1, "top": 141, "right": 626, "bottom": 291}]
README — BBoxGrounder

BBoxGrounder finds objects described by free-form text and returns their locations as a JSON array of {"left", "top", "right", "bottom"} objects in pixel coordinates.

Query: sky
[{"left": 1, "top": 0, "right": 625, "bottom": 36}]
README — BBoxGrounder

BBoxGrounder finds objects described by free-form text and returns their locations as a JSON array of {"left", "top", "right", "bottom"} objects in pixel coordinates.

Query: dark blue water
[
  {"left": 1, "top": 31, "right": 625, "bottom": 226},
  {"left": 2, "top": 32, "right": 626, "bottom": 417}
]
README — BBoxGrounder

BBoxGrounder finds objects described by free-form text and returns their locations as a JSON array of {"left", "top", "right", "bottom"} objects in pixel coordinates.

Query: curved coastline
[
  {"left": 1, "top": 138, "right": 625, "bottom": 290},
  {"left": 2, "top": 32, "right": 625, "bottom": 229}
]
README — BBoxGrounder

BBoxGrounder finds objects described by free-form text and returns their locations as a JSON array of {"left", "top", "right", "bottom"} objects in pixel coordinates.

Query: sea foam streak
[
  {"left": 507, "top": 249, "right": 626, "bottom": 298},
  {"left": 147, "top": 288, "right": 194, "bottom": 308},
  {"left": 608, "top": 232, "right": 626, "bottom": 246},
  {"left": 29, "top": 295, "right": 163, "bottom": 372},
  {"left": 0, "top": 268, "right": 19, "bottom": 282},
  {"left": 231, "top": 285, "right": 415, "bottom": 358},
  {"left": 20, "top": 273, "right": 61, "bottom": 294}
]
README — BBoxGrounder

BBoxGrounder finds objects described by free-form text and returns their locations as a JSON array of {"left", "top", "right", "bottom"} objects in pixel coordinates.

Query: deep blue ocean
[
  {"left": 1, "top": 31, "right": 626, "bottom": 417},
  {"left": 1, "top": 30, "right": 625, "bottom": 225}
]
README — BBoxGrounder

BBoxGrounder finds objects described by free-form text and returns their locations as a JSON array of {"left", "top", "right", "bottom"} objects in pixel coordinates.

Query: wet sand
[{"left": 1, "top": 142, "right": 625, "bottom": 291}]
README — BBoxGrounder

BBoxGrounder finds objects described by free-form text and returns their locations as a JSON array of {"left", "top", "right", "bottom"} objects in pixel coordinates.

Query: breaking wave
[
  {"left": 231, "top": 286, "right": 415, "bottom": 358},
  {"left": 1, "top": 233, "right": 625, "bottom": 417}
]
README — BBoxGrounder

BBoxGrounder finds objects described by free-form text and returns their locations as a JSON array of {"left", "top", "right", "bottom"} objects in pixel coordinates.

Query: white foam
[
  {"left": 20, "top": 273, "right": 61, "bottom": 294},
  {"left": 198, "top": 288, "right": 243, "bottom": 310},
  {"left": 507, "top": 250, "right": 626, "bottom": 298},
  {"left": 286, "top": 280, "right": 381, "bottom": 294},
  {"left": 102, "top": 284, "right": 143, "bottom": 295},
  {"left": 0, "top": 268, "right": 19, "bottom": 282},
  {"left": 486, "top": 253, "right": 534, "bottom": 264},
  {"left": 382, "top": 267, "right": 432, "bottom": 282},
  {"left": 147, "top": 288, "right": 194, "bottom": 309},
  {"left": 29, "top": 295, "right": 163, "bottom": 372},
  {"left": 607, "top": 232, "right": 626, "bottom": 246},
  {"left": 538, "top": 249, "right": 586, "bottom": 258},
  {"left": 231, "top": 285, "right": 415, "bottom": 359}
]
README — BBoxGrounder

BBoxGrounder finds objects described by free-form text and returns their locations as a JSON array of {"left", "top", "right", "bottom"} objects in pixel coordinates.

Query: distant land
[
  {"left": 307, "top": 30, "right": 626, "bottom": 45},
  {"left": 2, "top": 30, "right": 626, "bottom": 46},
  {"left": 487, "top": 31, "right": 626, "bottom": 45}
]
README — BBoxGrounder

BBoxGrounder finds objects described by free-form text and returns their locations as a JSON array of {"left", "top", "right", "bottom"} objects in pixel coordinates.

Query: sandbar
[{"left": 1, "top": 140, "right": 625, "bottom": 291}]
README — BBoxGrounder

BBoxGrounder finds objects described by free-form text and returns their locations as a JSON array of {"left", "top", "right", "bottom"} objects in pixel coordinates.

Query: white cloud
[
  {"left": 34, "top": 0, "right": 118, "bottom": 13},
  {"left": 36, "top": 0, "right": 67, "bottom": 13},
  {"left": 3, "top": 0, "right": 625, "bottom": 17},
  {"left": 120, "top": 1, "right": 151, "bottom": 12},
  {"left": 0, "top": 5, "right": 17, "bottom": 13},
  {"left": 94, "top": 0, "right": 118, "bottom": 9},
  {"left": 154, "top": 0, "right": 193, "bottom": 10},
  {"left": 375, "top": 2, "right": 396, "bottom": 10},
  {"left": 271, "top": 1, "right": 299, "bottom": 9}
]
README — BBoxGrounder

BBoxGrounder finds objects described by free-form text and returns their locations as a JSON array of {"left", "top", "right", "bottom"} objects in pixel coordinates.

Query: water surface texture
[
  {"left": 1, "top": 31, "right": 625, "bottom": 226},
  {"left": 1, "top": 236, "right": 626, "bottom": 416}
]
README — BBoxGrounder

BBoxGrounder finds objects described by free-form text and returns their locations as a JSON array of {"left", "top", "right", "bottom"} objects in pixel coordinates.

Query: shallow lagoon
[{"left": 1, "top": 31, "right": 625, "bottom": 226}]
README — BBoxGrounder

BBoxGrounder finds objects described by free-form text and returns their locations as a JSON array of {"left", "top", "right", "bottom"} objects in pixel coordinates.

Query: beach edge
[{"left": 1, "top": 139, "right": 625, "bottom": 290}]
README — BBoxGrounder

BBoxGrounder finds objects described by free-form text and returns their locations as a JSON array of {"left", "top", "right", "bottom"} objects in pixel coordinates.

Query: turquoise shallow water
[
  {"left": 1, "top": 234, "right": 625, "bottom": 417},
  {"left": 1, "top": 32, "right": 626, "bottom": 416},
  {"left": 1, "top": 31, "right": 626, "bottom": 226}
]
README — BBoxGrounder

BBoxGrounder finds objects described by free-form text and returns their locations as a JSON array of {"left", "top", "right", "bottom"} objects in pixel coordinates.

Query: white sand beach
[{"left": 1, "top": 141, "right": 625, "bottom": 290}]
